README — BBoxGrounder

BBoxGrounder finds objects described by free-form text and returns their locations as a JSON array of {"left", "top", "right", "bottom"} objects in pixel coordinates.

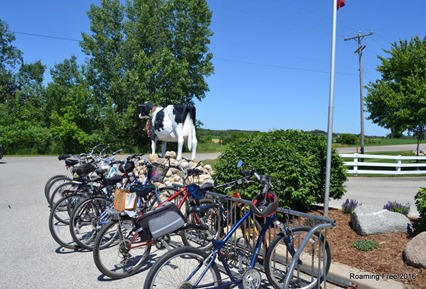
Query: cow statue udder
[{"left": 138, "top": 102, "right": 198, "bottom": 160}]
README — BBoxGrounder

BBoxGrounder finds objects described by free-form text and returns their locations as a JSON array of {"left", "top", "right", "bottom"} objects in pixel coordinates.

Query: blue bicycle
[{"left": 143, "top": 160, "right": 332, "bottom": 289}]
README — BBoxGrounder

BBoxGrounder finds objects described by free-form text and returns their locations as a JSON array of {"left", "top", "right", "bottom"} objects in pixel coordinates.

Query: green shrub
[
  {"left": 415, "top": 187, "right": 426, "bottom": 231},
  {"left": 0, "top": 122, "right": 53, "bottom": 154},
  {"left": 212, "top": 130, "right": 347, "bottom": 210},
  {"left": 352, "top": 239, "right": 379, "bottom": 251},
  {"left": 335, "top": 133, "right": 357, "bottom": 145}
]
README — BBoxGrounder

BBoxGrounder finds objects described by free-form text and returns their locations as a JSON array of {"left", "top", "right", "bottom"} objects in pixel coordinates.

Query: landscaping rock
[
  {"left": 350, "top": 205, "right": 411, "bottom": 235},
  {"left": 136, "top": 152, "right": 214, "bottom": 187},
  {"left": 404, "top": 232, "right": 426, "bottom": 268}
]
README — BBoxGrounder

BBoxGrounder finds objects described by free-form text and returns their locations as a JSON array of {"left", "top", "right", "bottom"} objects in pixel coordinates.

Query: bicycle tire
[
  {"left": 69, "top": 196, "right": 113, "bottom": 251},
  {"left": 264, "top": 226, "right": 331, "bottom": 289},
  {"left": 92, "top": 218, "right": 151, "bottom": 279},
  {"left": 143, "top": 246, "right": 222, "bottom": 289},
  {"left": 44, "top": 174, "right": 66, "bottom": 200},
  {"left": 45, "top": 175, "right": 71, "bottom": 206},
  {"left": 49, "top": 181, "right": 82, "bottom": 208},
  {"left": 48, "top": 193, "right": 87, "bottom": 249},
  {"left": 180, "top": 198, "right": 222, "bottom": 250}
]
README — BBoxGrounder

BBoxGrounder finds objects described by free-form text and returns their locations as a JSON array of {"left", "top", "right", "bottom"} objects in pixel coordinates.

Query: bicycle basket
[
  {"left": 148, "top": 163, "right": 169, "bottom": 183},
  {"left": 187, "top": 184, "right": 206, "bottom": 200}
]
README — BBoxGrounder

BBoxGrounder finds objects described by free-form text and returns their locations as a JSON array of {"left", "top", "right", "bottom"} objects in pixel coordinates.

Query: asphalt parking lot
[{"left": 0, "top": 153, "right": 424, "bottom": 288}]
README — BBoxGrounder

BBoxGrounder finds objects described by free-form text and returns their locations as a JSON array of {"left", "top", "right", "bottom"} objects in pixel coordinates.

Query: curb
[{"left": 327, "top": 262, "right": 405, "bottom": 289}]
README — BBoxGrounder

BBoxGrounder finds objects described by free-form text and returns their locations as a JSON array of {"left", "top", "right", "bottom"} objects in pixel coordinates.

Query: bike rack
[{"left": 207, "top": 191, "right": 351, "bottom": 289}]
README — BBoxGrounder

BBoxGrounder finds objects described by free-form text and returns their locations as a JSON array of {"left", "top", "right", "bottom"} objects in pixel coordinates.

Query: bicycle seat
[
  {"left": 103, "top": 175, "right": 123, "bottom": 186},
  {"left": 65, "top": 159, "right": 79, "bottom": 167},
  {"left": 201, "top": 182, "right": 214, "bottom": 191}
]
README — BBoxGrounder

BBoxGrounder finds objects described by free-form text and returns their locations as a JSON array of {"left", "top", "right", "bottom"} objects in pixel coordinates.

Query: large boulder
[
  {"left": 404, "top": 232, "right": 426, "bottom": 268},
  {"left": 350, "top": 205, "right": 411, "bottom": 235}
]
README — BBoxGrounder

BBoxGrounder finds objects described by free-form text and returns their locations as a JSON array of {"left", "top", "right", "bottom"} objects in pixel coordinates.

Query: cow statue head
[{"left": 138, "top": 102, "right": 155, "bottom": 119}]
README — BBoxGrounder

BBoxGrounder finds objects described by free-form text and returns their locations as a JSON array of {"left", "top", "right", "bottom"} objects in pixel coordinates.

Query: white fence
[{"left": 340, "top": 153, "right": 426, "bottom": 175}]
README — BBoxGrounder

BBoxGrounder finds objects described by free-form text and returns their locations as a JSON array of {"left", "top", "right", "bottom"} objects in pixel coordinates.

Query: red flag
[{"left": 337, "top": 0, "right": 346, "bottom": 9}]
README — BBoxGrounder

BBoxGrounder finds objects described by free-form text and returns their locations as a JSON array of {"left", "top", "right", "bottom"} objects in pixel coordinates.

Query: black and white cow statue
[{"left": 138, "top": 102, "right": 198, "bottom": 160}]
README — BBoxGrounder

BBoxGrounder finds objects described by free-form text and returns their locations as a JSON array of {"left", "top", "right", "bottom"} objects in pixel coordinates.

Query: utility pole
[{"left": 344, "top": 31, "right": 373, "bottom": 155}]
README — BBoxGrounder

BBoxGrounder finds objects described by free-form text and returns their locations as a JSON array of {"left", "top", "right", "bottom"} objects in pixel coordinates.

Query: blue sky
[{"left": 1, "top": 1, "right": 424, "bottom": 136}]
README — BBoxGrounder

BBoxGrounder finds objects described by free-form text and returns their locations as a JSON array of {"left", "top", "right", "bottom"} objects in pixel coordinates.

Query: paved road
[
  {"left": 336, "top": 143, "right": 426, "bottom": 154},
  {"left": 0, "top": 149, "right": 424, "bottom": 288},
  {"left": 333, "top": 144, "right": 425, "bottom": 217}
]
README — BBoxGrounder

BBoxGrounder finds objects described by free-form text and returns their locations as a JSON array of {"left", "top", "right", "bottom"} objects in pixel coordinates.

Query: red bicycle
[{"left": 92, "top": 160, "right": 221, "bottom": 279}]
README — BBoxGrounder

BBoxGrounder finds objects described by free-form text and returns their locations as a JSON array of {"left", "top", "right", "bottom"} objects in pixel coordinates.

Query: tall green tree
[
  {"left": 80, "top": 0, "right": 132, "bottom": 149},
  {"left": 124, "top": 0, "right": 214, "bottom": 105},
  {"left": 0, "top": 19, "right": 23, "bottom": 104},
  {"left": 0, "top": 20, "right": 50, "bottom": 153},
  {"left": 45, "top": 56, "right": 99, "bottom": 152},
  {"left": 365, "top": 36, "right": 426, "bottom": 154},
  {"left": 80, "top": 0, "right": 214, "bottom": 150}
]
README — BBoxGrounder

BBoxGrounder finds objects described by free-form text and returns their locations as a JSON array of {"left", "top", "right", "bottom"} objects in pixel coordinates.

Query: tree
[
  {"left": 365, "top": 36, "right": 426, "bottom": 155},
  {"left": 80, "top": 0, "right": 214, "bottom": 150},
  {"left": 45, "top": 56, "right": 99, "bottom": 152},
  {"left": 0, "top": 19, "right": 23, "bottom": 104},
  {"left": 0, "top": 20, "right": 50, "bottom": 153}
]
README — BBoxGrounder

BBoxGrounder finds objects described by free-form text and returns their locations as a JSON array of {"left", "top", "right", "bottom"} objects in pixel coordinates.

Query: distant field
[{"left": 365, "top": 138, "right": 418, "bottom": 146}]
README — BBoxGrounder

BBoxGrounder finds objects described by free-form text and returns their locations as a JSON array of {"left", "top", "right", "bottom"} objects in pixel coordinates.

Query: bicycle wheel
[
  {"left": 69, "top": 196, "right": 113, "bottom": 251},
  {"left": 45, "top": 175, "right": 71, "bottom": 206},
  {"left": 143, "top": 246, "right": 222, "bottom": 289},
  {"left": 264, "top": 226, "right": 331, "bottom": 289},
  {"left": 48, "top": 194, "right": 86, "bottom": 249},
  {"left": 180, "top": 199, "right": 222, "bottom": 250},
  {"left": 49, "top": 181, "right": 81, "bottom": 208},
  {"left": 93, "top": 218, "right": 151, "bottom": 279}
]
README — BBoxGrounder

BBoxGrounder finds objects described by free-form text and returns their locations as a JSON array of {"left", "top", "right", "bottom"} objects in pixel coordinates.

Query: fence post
[
  {"left": 396, "top": 155, "right": 402, "bottom": 173},
  {"left": 353, "top": 153, "right": 358, "bottom": 174}
]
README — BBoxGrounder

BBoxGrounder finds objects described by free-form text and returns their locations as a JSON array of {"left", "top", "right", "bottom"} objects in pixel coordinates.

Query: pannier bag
[
  {"left": 135, "top": 202, "right": 186, "bottom": 241},
  {"left": 113, "top": 189, "right": 138, "bottom": 212}
]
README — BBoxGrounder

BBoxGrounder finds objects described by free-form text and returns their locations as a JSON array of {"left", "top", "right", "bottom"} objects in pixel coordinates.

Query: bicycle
[
  {"left": 143, "top": 160, "right": 332, "bottom": 289},
  {"left": 49, "top": 154, "right": 144, "bottom": 249},
  {"left": 44, "top": 144, "right": 104, "bottom": 204},
  {"left": 48, "top": 147, "right": 124, "bottom": 208},
  {"left": 208, "top": 174, "right": 265, "bottom": 252},
  {"left": 68, "top": 156, "right": 144, "bottom": 250},
  {"left": 92, "top": 159, "right": 220, "bottom": 279}
]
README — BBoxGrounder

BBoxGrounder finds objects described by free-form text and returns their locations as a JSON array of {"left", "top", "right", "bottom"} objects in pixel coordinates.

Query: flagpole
[{"left": 324, "top": 0, "right": 338, "bottom": 216}]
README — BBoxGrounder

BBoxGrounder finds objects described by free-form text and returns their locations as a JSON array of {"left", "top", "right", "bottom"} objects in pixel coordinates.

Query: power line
[
  {"left": 215, "top": 57, "right": 358, "bottom": 76},
  {"left": 13, "top": 31, "right": 80, "bottom": 42}
]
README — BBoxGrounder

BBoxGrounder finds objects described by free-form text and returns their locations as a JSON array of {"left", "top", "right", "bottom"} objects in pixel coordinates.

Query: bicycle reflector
[{"left": 187, "top": 184, "right": 206, "bottom": 200}]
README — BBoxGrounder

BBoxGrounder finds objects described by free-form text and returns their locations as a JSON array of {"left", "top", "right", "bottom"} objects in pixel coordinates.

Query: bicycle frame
[
  {"left": 189, "top": 209, "right": 279, "bottom": 289},
  {"left": 158, "top": 186, "right": 189, "bottom": 208},
  {"left": 113, "top": 185, "right": 192, "bottom": 250}
]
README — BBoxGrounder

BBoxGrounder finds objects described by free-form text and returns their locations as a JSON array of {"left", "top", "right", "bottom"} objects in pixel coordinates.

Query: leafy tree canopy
[{"left": 365, "top": 36, "right": 426, "bottom": 152}]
